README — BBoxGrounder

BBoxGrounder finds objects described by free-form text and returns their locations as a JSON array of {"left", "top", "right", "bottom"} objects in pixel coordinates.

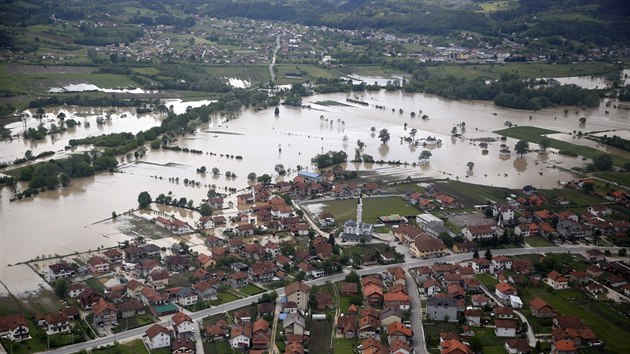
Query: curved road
[{"left": 42, "top": 245, "right": 620, "bottom": 354}]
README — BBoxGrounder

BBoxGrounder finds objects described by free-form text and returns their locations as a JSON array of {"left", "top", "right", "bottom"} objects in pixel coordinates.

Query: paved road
[
  {"left": 41, "top": 245, "right": 619, "bottom": 354},
  {"left": 405, "top": 272, "right": 427, "bottom": 354},
  {"left": 479, "top": 284, "right": 536, "bottom": 347},
  {"left": 269, "top": 35, "right": 281, "bottom": 82}
]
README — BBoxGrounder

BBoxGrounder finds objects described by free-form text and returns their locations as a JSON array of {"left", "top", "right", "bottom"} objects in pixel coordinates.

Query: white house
[
  {"left": 461, "top": 224, "right": 495, "bottom": 241},
  {"left": 171, "top": 313, "right": 195, "bottom": 336},
  {"left": 176, "top": 288, "right": 198, "bottom": 306},
  {"left": 545, "top": 271, "right": 569, "bottom": 290},
  {"left": 495, "top": 320, "right": 517, "bottom": 337},
  {"left": 146, "top": 324, "right": 171, "bottom": 349},
  {"left": 495, "top": 283, "right": 517, "bottom": 301},
  {"left": 492, "top": 204, "right": 514, "bottom": 223},
  {"left": 509, "top": 295, "right": 523, "bottom": 309},
  {"left": 230, "top": 325, "right": 251, "bottom": 349},
  {"left": 492, "top": 256, "right": 512, "bottom": 271}
]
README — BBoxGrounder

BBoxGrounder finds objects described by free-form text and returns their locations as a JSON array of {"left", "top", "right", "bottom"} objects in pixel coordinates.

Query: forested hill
[{"left": 1, "top": 0, "right": 629, "bottom": 46}]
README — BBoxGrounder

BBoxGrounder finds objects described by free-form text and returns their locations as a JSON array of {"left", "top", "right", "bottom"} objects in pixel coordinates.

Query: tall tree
[
  {"left": 419, "top": 150, "right": 432, "bottom": 163},
  {"left": 514, "top": 140, "right": 530, "bottom": 157},
  {"left": 137, "top": 191, "right": 152, "bottom": 208},
  {"left": 378, "top": 129, "right": 390, "bottom": 144},
  {"left": 484, "top": 249, "right": 493, "bottom": 260}
]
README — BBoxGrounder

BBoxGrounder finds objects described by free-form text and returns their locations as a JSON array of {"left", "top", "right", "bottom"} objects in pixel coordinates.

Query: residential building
[
  {"left": 0, "top": 314, "right": 30, "bottom": 341},
  {"left": 146, "top": 324, "right": 171, "bottom": 349},
  {"left": 284, "top": 282, "right": 311, "bottom": 312},
  {"left": 427, "top": 297, "right": 458, "bottom": 322}
]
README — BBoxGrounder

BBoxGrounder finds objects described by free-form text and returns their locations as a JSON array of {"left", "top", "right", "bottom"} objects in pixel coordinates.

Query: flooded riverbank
[{"left": 1, "top": 89, "right": 630, "bottom": 266}]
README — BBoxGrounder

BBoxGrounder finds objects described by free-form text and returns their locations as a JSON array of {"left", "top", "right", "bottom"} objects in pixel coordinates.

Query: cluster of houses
[
  {"left": 334, "top": 267, "right": 416, "bottom": 354},
  {"left": 202, "top": 281, "right": 310, "bottom": 354},
  {"left": 143, "top": 312, "right": 196, "bottom": 353},
  {"left": 404, "top": 187, "right": 462, "bottom": 211},
  {"left": 392, "top": 224, "right": 449, "bottom": 259},
  {"left": 410, "top": 248, "right": 630, "bottom": 354}
]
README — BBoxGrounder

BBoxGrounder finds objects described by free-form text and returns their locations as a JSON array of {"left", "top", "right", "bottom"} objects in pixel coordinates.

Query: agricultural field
[
  {"left": 310, "top": 320, "right": 333, "bottom": 354},
  {"left": 426, "top": 62, "right": 617, "bottom": 81}
]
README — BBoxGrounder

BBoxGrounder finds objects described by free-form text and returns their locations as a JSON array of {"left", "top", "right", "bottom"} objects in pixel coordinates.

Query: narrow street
[
  {"left": 405, "top": 272, "right": 428, "bottom": 354},
  {"left": 269, "top": 298, "right": 283, "bottom": 354},
  {"left": 479, "top": 285, "right": 537, "bottom": 347},
  {"left": 269, "top": 35, "right": 281, "bottom": 82}
]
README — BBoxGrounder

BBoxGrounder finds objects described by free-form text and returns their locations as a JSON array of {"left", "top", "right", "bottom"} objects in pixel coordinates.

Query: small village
[{"left": 1, "top": 166, "right": 629, "bottom": 354}]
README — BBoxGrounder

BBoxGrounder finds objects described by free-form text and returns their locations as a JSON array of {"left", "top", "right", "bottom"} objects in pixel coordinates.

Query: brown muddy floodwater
[{"left": 1, "top": 90, "right": 630, "bottom": 266}]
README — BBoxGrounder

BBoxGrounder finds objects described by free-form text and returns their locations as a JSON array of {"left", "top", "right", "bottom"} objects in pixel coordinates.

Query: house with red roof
[{"left": 546, "top": 271, "right": 569, "bottom": 289}]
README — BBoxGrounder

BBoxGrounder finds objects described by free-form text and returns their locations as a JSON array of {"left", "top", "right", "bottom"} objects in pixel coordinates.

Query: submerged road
[{"left": 41, "top": 245, "right": 619, "bottom": 354}]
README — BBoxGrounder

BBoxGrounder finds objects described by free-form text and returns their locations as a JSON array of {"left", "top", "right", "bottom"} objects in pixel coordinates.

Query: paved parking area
[{"left": 446, "top": 211, "right": 493, "bottom": 228}]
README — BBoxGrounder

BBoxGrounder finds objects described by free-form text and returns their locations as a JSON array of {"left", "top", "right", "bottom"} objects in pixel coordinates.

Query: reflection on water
[{"left": 2, "top": 90, "right": 630, "bottom": 265}]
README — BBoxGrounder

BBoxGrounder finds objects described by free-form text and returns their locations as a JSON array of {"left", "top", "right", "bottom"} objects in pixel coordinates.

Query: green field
[
  {"left": 317, "top": 196, "right": 419, "bottom": 224},
  {"left": 434, "top": 180, "right": 514, "bottom": 206},
  {"left": 518, "top": 286, "right": 630, "bottom": 354},
  {"left": 205, "top": 66, "right": 270, "bottom": 84},
  {"left": 496, "top": 126, "right": 630, "bottom": 168},
  {"left": 594, "top": 172, "right": 630, "bottom": 189},
  {"left": 426, "top": 62, "right": 616, "bottom": 81}
]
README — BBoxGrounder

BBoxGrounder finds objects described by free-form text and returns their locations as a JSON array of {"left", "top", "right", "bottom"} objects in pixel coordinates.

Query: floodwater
[
  {"left": 1, "top": 89, "right": 630, "bottom": 266},
  {"left": 49, "top": 83, "right": 150, "bottom": 94},
  {"left": 0, "top": 106, "right": 163, "bottom": 165},
  {"left": 546, "top": 132, "right": 630, "bottom": 159}
]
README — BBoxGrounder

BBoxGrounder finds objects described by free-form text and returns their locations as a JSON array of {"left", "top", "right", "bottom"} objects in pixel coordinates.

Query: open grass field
[
  {"left": 275, "top": 64, "right": 343, "bottom": 82},
  {"left": 318, "top": 196, "right": 419, "bottom": 224},
  {"left": 496, "top": 126, "right": 630, "bottom": 168},
  {"left": 517, "top": 285, "right": 630, "bottom": 354},
  {"left": 537, "top": 187, "right": 605, "bottom": 206},
  {"left": 594, "top": 171, "right": 630, "bottom": 188},
  {"left": 0, "top": 65, "right": 140, "bottom": 93},
  {"left": 310, "top": 320, "right": 333, "bottom": 354},
  {"left": 435, "top": 180, "right": 515, "bottom": 205},
  {"left": 205, "top": 66, "right": 270, "bottom": 84},
  {"left": 341, "top": 65, "right": 401, "bottom": 77},
  {"left": 426, "top": 62, "right": 616, "bottom": 81}
]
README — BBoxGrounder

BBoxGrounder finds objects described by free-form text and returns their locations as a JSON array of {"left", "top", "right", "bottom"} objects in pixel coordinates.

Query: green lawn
[
  {"left": 203, "top": 341, "right": 235, "bottom": 354},
  {"left": 476, "top": 273, "right": 499, "bottom": 287},
  {"left": 113, "top": 313, "right": 156, "bottom": 331},
  {"left": 208, "top": 289, "right": 240, "bottom": 306},
  {"left": 319, "top": 196, "right": 419, "bottom": 224},
  {"left": 538, "top": 187, "right": 604, "bottom": 206},
  {"left": 343, "top": 243, "right": 389, "bottom": 256},
  {"left": 496, "top": 126, "right": 630, "bottom": 168},
  {"left": 525, "top": 236, "right": 554, "bottom": 247},
  {"left": 518, "top": 285, "right": 630, "bottom": 354},
  {"left": 332, "top": 338, "right": 360, "bottom": 354},
  {"left": 240, "top": 284, "right": 265, "bottom": 296}
]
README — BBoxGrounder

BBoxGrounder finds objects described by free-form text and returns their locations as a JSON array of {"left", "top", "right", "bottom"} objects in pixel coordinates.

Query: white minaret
[{"left": 357, "top": 193, "right": 363, "bottom": 225}]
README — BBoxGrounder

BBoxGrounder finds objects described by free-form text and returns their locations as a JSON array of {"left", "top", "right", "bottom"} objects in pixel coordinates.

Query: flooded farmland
[{"left": 1, "top": 89, "right": 630, "bottom": 266}]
